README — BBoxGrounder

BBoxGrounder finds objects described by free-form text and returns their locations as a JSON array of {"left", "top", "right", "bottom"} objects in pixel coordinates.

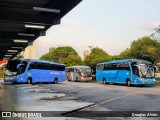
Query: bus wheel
[
  {"left": 126, "top": 79, "right": 131, "bottom": 87},
  {"left": 54, "top": 78, "right": 58, "bottom": 84},
  {"left": 67, "top": 77, "right": 70, "bottom": 81},
  {"left": 27, "top": 78, "right": 32, "bottom": 84},
  {"left": 103, "top": 78, "right": 107, "bottom": 84}
]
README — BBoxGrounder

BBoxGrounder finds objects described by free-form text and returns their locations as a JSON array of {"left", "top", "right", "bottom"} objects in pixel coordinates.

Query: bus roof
[
  {"left": 97, "top": 59, "right": 152, "bottom": 65},
  {"left": 66, "top": 66, "right": 91, "bottom": 69},
  {"left": 10, "top": 59, "right": 65, "bottom": 66}
]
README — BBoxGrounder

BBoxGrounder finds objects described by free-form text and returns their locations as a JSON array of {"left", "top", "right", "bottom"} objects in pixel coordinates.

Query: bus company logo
[{"left": 2, "top": 112, "right": 11, "bottom": 117}]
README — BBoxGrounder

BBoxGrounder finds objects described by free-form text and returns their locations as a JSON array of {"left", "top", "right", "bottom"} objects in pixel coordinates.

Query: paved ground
[{"left": 0, "top": 80, "right": 160, "bottom": 120}]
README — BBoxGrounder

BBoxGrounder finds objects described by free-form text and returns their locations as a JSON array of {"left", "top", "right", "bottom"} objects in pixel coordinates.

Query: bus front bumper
[
  {"left": 4, "top": 76, "right": 17, "bottom": 83},
  {"left": 80, "top": 77, "right": 92, "bottom": 81},
  {"left": 140, "top": 78, "right": 156, "bottom": 85}
]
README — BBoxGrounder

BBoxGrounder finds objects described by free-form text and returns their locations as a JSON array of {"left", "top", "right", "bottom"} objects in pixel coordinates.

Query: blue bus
[
  {"left": 96, "top": 59, "right": 156, "bottom": 86},
  {"left": 4, "top": 59, "right": 66, "bottom": 84}
]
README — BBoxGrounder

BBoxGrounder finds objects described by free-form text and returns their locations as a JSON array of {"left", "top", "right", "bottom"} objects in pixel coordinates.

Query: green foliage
[
  {"left": 39, "top": 32, "right": 160, "bottom": 69},
  {"left": 129, "top": 36, "right": 160, "bottom": 64},
  {"left": 116, "top": 36, "right": 160, "bottom": 64},
  {"left": 40, "top": 46, "right": 78, "bottom": 63},
  {"left": 111, "top": 55, "right": 122, "bottom": 61},
  {"left": 84, "top": 47, "right": 111, "bottom": 72},
  {"left": 17, "top": 54, "right": 24, "bottom": 58},
  {"left": 118, "top": 48, "right": 132, "bottom": 59},
  {"left": 0, "top": 70, "right": 4, "bottom": 78},
  {"left": 61, "top": 55, "right": 83, "bottom": 67}
]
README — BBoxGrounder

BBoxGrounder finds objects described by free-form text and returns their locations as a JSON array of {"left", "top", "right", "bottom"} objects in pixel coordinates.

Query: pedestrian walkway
[
  {"left": 0, "top": 84, "right": 3, "bottom": 111},
  {"left": 0, "top": 83, "right": 17, "bottom": 111}
]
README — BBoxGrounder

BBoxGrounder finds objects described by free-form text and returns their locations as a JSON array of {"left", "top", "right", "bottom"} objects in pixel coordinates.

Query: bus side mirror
[
  {"left": 91, "top": 69, "right": 94, "bottom": 74},
  {"left": 17, "top": 64, "right": 25, "bottom": 69}
]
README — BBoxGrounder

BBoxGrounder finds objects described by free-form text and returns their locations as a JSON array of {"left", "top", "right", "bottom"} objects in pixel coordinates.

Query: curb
[{"left": 62, "top": 103, "right": 94, "bottom": 116}]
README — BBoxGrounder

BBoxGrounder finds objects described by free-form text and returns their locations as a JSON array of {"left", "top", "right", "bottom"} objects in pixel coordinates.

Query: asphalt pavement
[{"left": 0, "top": 80, "right": 160, "bottom": 120}]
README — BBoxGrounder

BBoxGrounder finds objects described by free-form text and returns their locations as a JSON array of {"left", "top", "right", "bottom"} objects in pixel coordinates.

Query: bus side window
[
  {"left": 66, "top": 68, "right": 69, "bottom": 72},
  {"left": 104, "top": 64, "right": 108, "bottom": 70},
  {"left": 67, "top": 68, "right": 71, "bottom": 72},
  {"left": 70, "top": 68, "right": 73, "bottom": 72},
  {"left": 105, "top": 64, "right": 116, "bottom": 70},
  {"left": 97, "top": 64, "right": 104, "bottom": 70},
  {"left": 117, "top": 62, "right": 130, "bottom": 71},
  {"left": 75, "top": 68, "right": 79, "bottom": 73},
  {"left": 124, "top": 62, "right": 130, "bottom": 71},
  {"left": 112, "top": 63, "right": 117, "bottom": 70},
  {"left": 29, "top": 62, "right": 37, "bottom": 70},
  {"left": 21, "top": 61, "right": 28, "bottom": 69},
  {"left": 132, "top": 66, "right": 139, "bottom": 76}
]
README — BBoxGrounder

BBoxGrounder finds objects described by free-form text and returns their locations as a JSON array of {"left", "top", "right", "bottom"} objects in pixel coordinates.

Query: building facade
[
  {"left": 21, "top": 42, "right": 36, "bottom": 59},
  {"left": 83, "top": 50, "right": 90, "bottom": 59}
]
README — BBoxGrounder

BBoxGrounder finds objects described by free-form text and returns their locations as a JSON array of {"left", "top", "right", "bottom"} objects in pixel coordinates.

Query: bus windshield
[
  {"left": 80, "top": 68, "right": 92, "bottom": 77},
  {"left": 138, "top": 64, "right": 155, "bottom": 78},
  {"left": 5, "top": 60, "right": 21, "bottom": 76},
  {"left": 5, "top": 60, "right": 28, "bottom": 76}
]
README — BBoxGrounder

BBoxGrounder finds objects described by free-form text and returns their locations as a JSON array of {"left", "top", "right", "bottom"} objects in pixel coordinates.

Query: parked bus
[
  {"left": 4, "top": 59, "right": 66, "bottom": 84},
  {"left": 66, "top": 66, "right": 92, "bottom": 82},
  {"left": 96, "top": 59, "right": 156, "bottom": 86}
]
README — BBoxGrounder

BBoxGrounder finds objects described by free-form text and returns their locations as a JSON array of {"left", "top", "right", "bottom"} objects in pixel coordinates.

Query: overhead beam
[
  {"left": 0, "top": 31, "right": 37, "bottom": 40},
  {"left": 33, "top": 7, "right": 60, "bottom": 13},
  {"left": 0, "top": 11, "right": 60, "bottom": 25}
]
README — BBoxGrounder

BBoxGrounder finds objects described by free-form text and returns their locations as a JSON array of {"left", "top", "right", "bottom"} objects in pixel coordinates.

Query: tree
[
  {"left": 17, "top": 54, "right": 24, "bottom": 58},
  {"left": 118, "top": 48, "right": 132, "bottom": 59},
  {"left": 84, "top": 47, "right": 111, "bottom": 72},
  {"left": 129, "top": 36, "right": 160, "bottom": 64},
  {"left": 61, "top": 55, "right": 83, "bottom": 67},
  {"left": 40, "top": 46, "right": 78, "bottom": 63},
  {"left": 150, "top": 25, "right": 160, "bottom": 42}
]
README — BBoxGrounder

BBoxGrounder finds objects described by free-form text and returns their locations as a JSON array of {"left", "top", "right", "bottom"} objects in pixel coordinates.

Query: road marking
[{"left": 78, "top": 93, "right": 136, "bottom": 111}]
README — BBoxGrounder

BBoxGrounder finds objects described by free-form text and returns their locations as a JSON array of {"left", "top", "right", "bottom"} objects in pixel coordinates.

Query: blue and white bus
[
  {"left": 96, "top": 59, "right": 156, "bottom": 86},
  {"left": 4, "top": 59, "right": 66, "bottom": 84}
]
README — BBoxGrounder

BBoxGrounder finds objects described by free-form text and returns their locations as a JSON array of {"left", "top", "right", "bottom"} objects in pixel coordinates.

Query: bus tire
[
  {"left": 67, "top": 77, "right": 71, "bottom": 81},
  {"left": 27, "top": 78, "right": 32, "bottom": 84},
  {"left": 126, "top": 79, "right": 131, "bottom": 87},
  {"left": 54, "top": 78, "right": 58, "bottom": 84},
  {"left": 76, "top": 77, "right": 78, "bottom": 82},
  {"left": 103, "top": 78, "right": 107, "bottom": 84}
]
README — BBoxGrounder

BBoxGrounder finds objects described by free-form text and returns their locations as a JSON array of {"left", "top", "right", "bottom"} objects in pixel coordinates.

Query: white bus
[{"left": 66, "top": 66, "right": 92, "bottom": 82}]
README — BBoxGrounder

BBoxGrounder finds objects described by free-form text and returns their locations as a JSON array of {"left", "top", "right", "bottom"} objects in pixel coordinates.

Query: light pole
[{"left": 88, "top": 46, "right": 93, "bottom": 52}]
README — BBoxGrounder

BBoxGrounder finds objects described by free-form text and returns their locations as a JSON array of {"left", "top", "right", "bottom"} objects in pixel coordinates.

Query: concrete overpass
[{"left": 0, "top": 0, "right": 82, "bottom": 60}]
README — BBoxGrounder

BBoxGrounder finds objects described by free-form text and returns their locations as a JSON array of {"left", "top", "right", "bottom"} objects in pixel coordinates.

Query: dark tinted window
[
  {"left": 97, "top": 64, "right": 104, "bottom": 70},
  {"left": 66, "top": 68, "right": 74, "bottom": 72},
  {"left": 132, "top": 66, "right": 139, "bottom": 76},
  {"left": 36, "top": 62, "right": 65, "bottom": 71},
  {"left": 97, "top": 62, "right": 130, "bottom": 71},
  {"left": 104, "top": 63, "right": 117, "bottom": 70},
  {"left": 43, "top": 63, "right": 51, "bottom": 70},
  {"left": 38, "top": 63, "right": 43, "bottom": 69},
  {"left": 17, "top": 61, "right": 28, "bottom": 74},
  {"left": 117, "top": 62, "right": 130, "bottom": 71},
  {"left": 38, "top": 63, "right": 51, "bottom": 70},
  {"left": 51, "top": 64, "right": 65, "bottom": 71},
  {"left": 6, "top": 60, "right": 21, "bottom": 72},
  {"left": 29, "top": 62, "right": 37, "bottom": 69}
]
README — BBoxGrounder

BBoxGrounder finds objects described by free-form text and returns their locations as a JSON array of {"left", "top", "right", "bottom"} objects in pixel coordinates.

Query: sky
[{"left": 35, "top": 0, "right": 160, "bottom": 59}]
